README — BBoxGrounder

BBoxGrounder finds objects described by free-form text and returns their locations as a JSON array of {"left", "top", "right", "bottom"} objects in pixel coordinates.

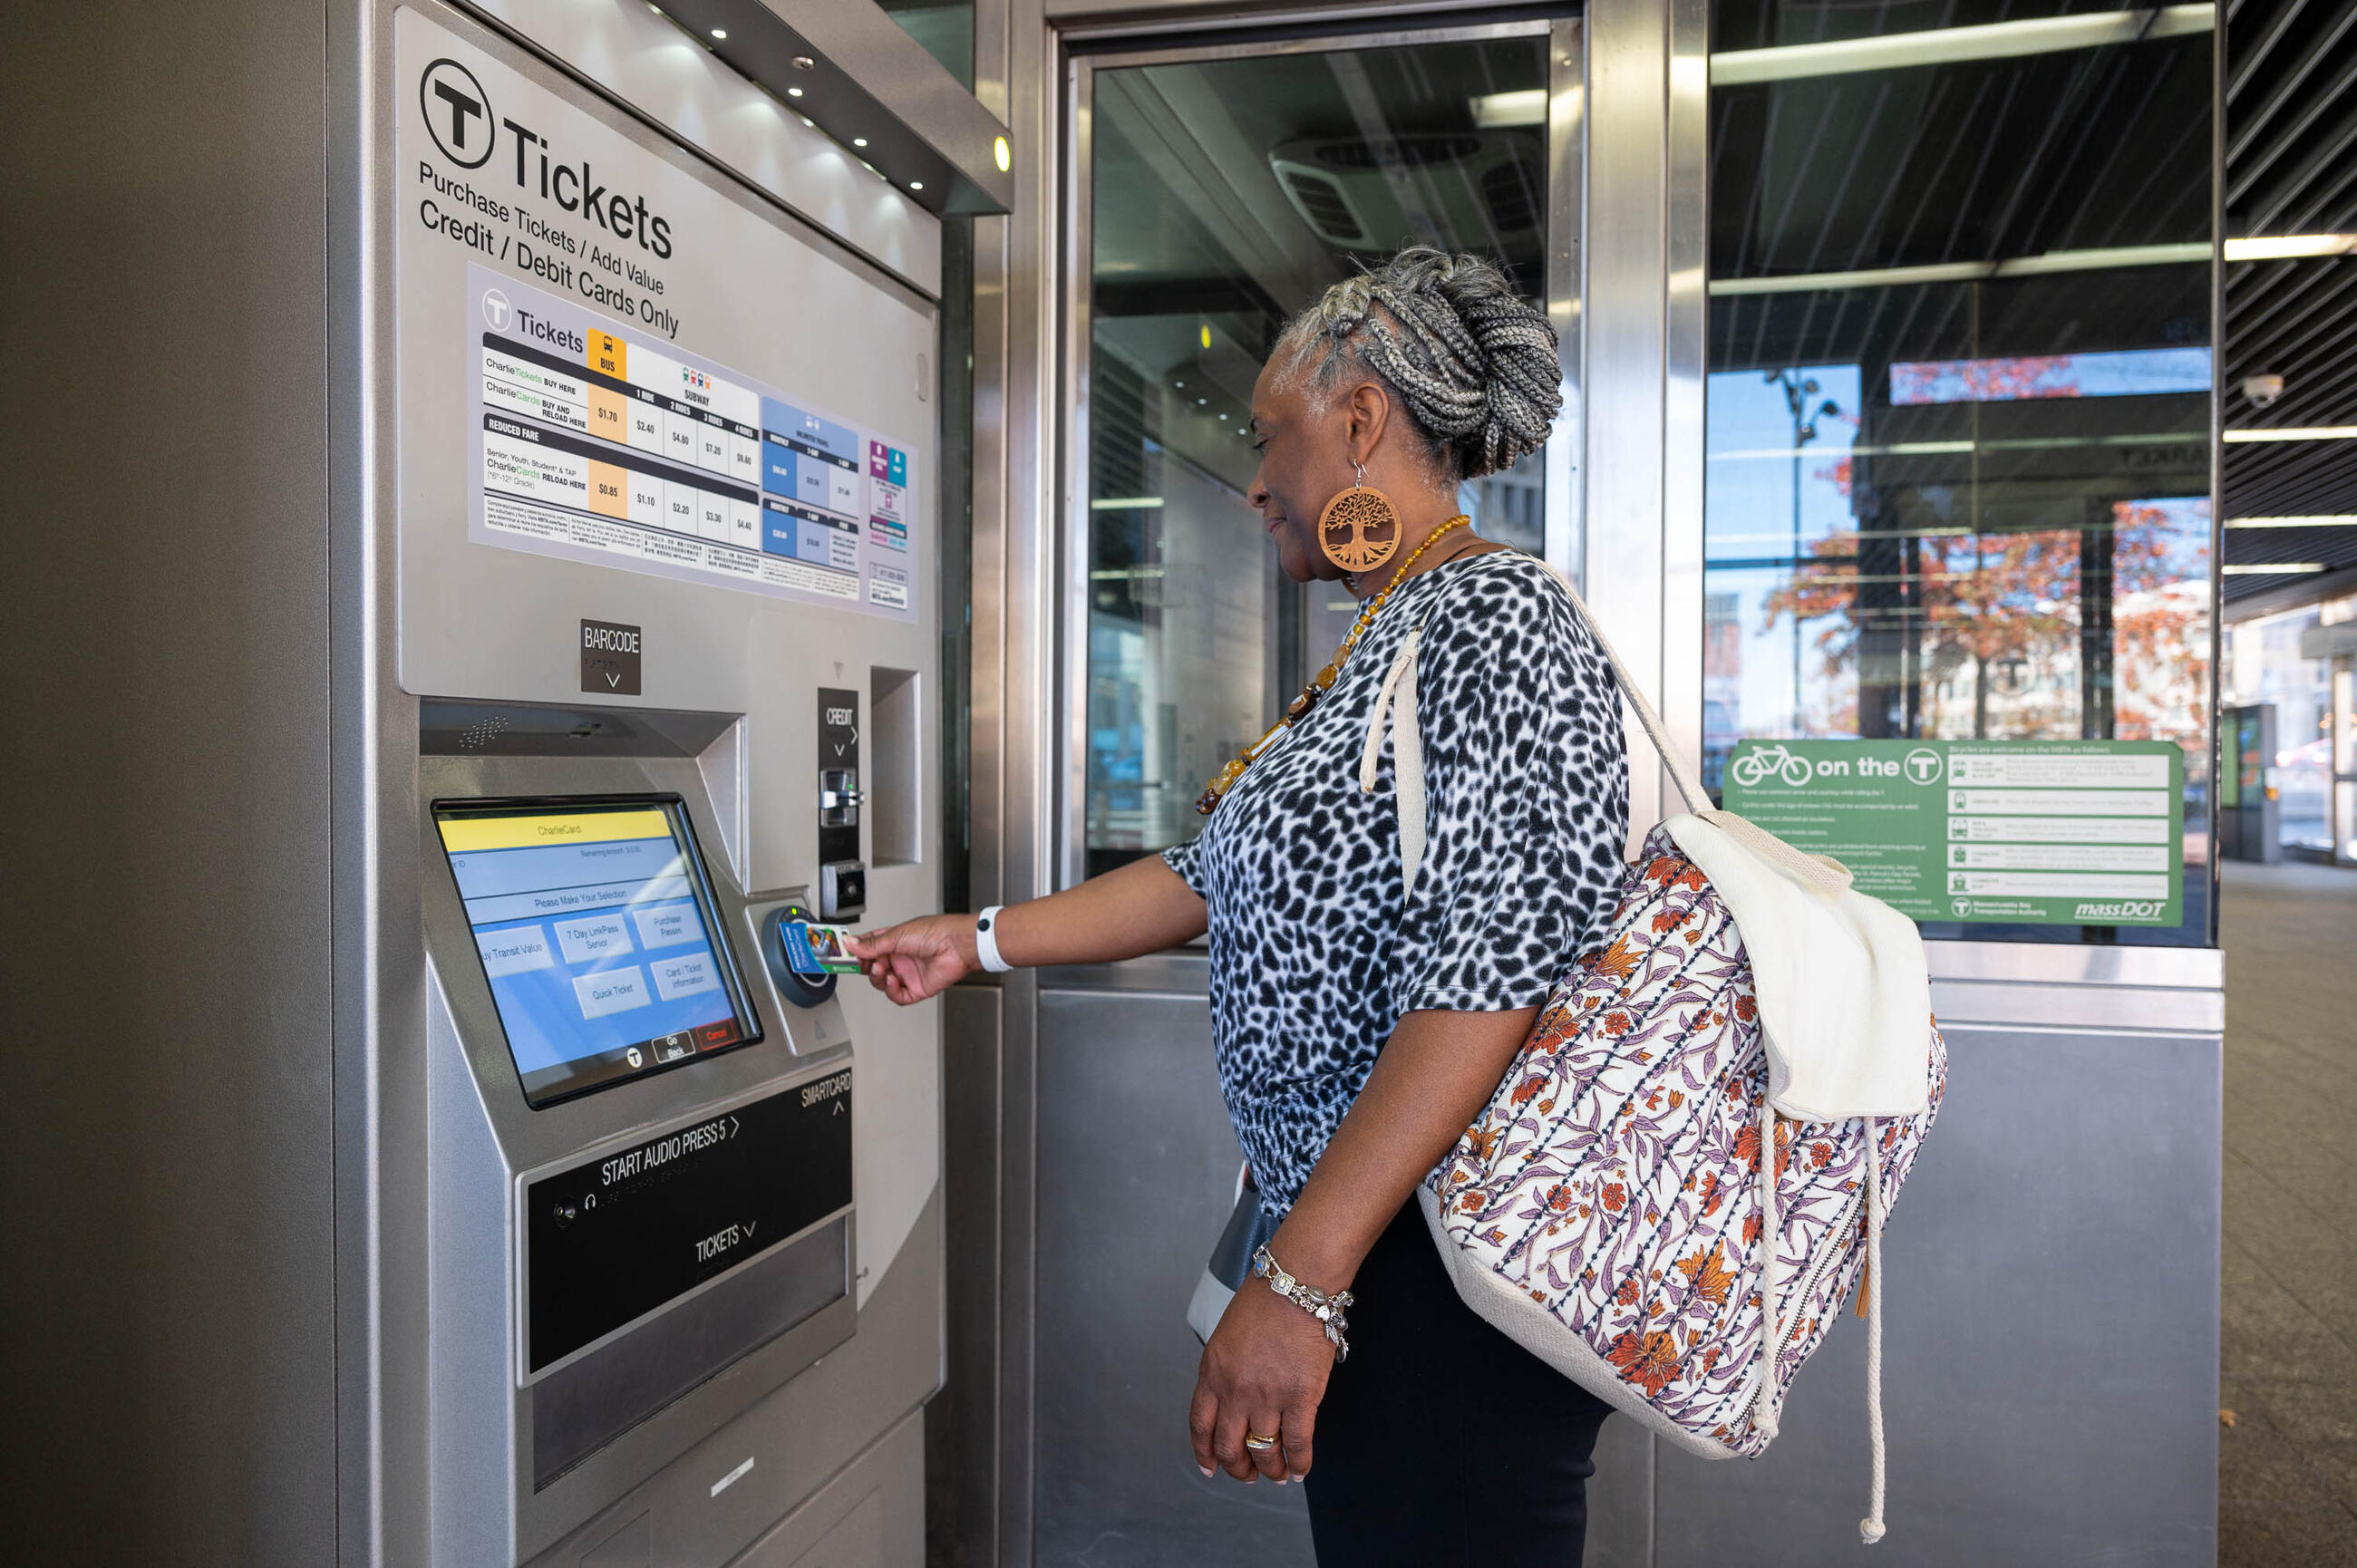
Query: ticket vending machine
[{"left": 371, "top": 5, "right": 943, "bottom": 1563}]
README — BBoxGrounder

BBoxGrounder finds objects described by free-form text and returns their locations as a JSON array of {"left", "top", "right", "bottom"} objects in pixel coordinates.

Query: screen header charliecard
[{"left": 434, "top": 797, "right": 762, "bottom": 1107}]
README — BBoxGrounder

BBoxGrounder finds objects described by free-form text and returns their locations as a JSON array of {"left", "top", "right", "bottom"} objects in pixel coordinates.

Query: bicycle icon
[{"left": 1729, "top": 743, "right": 1815, "bottom": 789}]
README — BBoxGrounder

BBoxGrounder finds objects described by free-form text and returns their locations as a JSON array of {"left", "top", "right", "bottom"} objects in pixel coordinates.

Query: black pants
[{"left": 1304, "top": 1196, "right": 1614, "bottom": 1566}]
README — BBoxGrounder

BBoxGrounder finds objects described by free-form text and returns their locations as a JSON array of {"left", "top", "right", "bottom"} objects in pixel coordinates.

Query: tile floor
[{"left": 2218, "top": 857, "right": 2357, "bottom": 1565}]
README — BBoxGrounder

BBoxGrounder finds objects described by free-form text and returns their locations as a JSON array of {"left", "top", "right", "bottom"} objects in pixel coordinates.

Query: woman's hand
[
  {"left": 844, "top": 915, "right": 977, "bottom": 1006},
  {"left": 1189, "top": 1277, "right": 1333, "bottom": 1486}
]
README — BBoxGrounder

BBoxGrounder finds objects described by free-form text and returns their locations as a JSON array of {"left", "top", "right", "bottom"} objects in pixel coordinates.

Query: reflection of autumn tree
[
  {"left": 1765, "top": 529, "right": 2080, "bottom": 740},
  {"left": 1763, "top": 504, "right": 2208, "bottom": 744},
  {"left": 2110, "top": 501, "right": 2212, "bottom": 752},
  {"left": 1890, "top": 355, "right": 2083, "bottom": 404}
]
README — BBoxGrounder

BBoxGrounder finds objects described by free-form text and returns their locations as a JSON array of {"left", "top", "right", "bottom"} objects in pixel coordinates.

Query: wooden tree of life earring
[{"left": 1319, "top": 460, "right": 1401, "bottom": 574}]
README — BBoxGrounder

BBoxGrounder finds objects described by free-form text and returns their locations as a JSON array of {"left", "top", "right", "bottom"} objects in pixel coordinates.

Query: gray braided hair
[{"left": 1279, "top": 247, "right": 1560, "bottom": 481}]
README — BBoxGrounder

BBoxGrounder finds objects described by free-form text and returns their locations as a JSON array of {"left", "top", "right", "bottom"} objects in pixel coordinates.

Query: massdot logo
[
  {"left": 2074, "top": 900, "right": 2164, "bottom": 921},
  {"left": 421, "top": 57, "right": 494, "bottom": 169},
  {"left": 1904, "top": 747, "right": 1944, "bottom": 786}
]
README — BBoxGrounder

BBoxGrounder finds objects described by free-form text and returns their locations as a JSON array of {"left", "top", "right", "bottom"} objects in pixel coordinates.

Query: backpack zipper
[{"left": 1742, "top": 1181, "right": 1863, "bottom": 1432}]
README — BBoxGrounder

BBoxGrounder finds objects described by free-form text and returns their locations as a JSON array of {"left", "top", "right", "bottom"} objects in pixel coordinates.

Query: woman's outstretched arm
[{"left": 844, "top": 854, "right": 1208, "bottom": 1005}]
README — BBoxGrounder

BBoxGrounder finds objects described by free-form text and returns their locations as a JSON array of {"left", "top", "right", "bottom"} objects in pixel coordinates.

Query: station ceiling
[{"left": 2225, "top": 0, "right": 2357, "bottom": 605}]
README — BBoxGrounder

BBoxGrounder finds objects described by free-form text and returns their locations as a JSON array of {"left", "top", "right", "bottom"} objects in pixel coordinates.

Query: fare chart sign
[
  {"left": 399, "top": 9, "right": 921, "bottom": 622},
  {"left": 1722, "top": 739, "right": 2185, "bottom": 927}
]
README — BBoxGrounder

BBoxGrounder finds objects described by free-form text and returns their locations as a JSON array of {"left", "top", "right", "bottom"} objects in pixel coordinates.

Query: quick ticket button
[{"left": 574, "top": 966, "right": 652, "bottom": 1020}]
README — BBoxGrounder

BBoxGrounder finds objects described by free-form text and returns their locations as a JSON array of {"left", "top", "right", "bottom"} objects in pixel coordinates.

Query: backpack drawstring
[
  {"left": 1752, "top": 1101, "right": 1893, "bottom": 1544},
  {"left": 1861, "top": 1117, "right": 1888, "bottom": 1544}
]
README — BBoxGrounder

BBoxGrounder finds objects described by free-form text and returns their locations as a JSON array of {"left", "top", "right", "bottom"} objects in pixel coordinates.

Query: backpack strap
[
  {"left": 1541, "top": 564, "right": 1857, "bottom": 897},
  {"left": 1360, "top": 625, "right": 1426, "bottom": 896}
]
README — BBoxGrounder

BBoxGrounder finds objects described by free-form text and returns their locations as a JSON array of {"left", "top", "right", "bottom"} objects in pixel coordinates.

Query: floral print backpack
[{"left": 1373, "top": 574, "right": 1945, "bottom": 1545}]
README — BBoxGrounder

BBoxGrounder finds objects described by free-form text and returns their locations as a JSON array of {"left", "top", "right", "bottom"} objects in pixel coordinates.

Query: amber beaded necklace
[{"left": 1194, "top": 514, "right": 1471, "bottom": 816}]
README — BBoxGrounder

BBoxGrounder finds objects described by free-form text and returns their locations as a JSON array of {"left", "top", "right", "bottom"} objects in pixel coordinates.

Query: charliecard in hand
[{"left": 784, "top": 921, "right": 862, "bottom": 975}]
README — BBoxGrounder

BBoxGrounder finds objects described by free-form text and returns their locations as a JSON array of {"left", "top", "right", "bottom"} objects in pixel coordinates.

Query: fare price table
[{"left": 468, "top": 267, "right": 916, "bottom": 617}]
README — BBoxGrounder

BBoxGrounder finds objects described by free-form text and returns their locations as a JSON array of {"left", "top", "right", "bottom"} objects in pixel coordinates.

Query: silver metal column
[{"left": 3, "top": 4, "right": 338, "bottom": 1562}]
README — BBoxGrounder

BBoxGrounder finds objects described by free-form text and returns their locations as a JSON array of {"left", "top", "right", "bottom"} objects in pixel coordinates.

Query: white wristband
[{"left": 974, "top": 905, "right": 1014, "bottom": 973}]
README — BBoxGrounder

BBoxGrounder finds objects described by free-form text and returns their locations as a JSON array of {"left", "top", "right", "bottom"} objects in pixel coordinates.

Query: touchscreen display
[{"left": 435, "top": 799, "right": 761, "bottom": 1107}]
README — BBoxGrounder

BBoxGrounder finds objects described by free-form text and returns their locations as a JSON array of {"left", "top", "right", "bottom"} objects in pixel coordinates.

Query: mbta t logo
[{"left": 421, "top": 57, "right": 494, "bottom": 169}]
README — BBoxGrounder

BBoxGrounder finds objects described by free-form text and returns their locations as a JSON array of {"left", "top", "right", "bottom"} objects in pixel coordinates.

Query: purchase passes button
[{"left": 573, "top": 965, "right": 651, "bottom": 1019}]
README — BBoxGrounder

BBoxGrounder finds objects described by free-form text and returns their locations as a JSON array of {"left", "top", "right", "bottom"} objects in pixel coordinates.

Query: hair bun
[{"left": 1288, "top": 247, "right": 1560, "bottom": 480}]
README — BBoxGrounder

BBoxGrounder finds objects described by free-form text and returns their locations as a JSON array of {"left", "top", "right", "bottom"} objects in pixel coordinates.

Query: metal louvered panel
[{"left": 2226, "top": 0, "right": 2357, "bottom": 601}]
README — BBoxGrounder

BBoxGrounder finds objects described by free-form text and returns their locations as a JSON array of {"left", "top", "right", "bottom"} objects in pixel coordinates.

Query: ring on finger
[{"left": 1242, "top": 1430, "right": 1280, "bottom": 1451}]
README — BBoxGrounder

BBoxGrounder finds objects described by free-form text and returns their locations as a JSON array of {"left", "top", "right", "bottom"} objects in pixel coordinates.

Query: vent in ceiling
[
  {"left": 1271, "top": 161, "right": 1369, "bottom": 246},
  {"left": 1269, "top": 132, "right": 1542, "bottom": 253}
]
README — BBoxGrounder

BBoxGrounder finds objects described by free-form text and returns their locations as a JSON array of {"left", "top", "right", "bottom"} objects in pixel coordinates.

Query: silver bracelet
[{"left": 1251, "top": 1244, "right": 1353, "bottom": 1362}]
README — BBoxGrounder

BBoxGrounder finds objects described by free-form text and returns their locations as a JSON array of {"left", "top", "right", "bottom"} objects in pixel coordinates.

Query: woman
[{"left": 849, "top": 247, "right": 1630, "bottom": 1564}]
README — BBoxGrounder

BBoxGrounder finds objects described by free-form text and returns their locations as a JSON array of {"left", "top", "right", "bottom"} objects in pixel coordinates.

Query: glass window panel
[
  {"left": 1082, "top": 34, "right": 1552, "bottom": 876},
  {"left": 1705, "top": 13, "right": 2216, "bottom": 944},
  {"left": 876, "top": 0, "right": 974, "bottom": 90}
]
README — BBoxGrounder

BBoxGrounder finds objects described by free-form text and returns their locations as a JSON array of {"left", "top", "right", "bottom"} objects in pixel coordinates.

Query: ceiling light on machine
[
  {"left": 709, "top": 28, "right": 727, "bottom": 40},
  {"left": 909, "top": 181, "right": 924, "bottom": 191},
  {"left": 853, "top": 137, "right": 868, "bottom": 147},
  {"left": 787, "top": 86, "right": 804, "bottom": 98},
  {"left": 994, "top": 136, "right": 1012, "bottom": 173}
]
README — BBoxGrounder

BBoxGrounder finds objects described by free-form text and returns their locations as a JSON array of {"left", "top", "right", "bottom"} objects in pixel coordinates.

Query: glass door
[
  {"left": 1065, "top": 19, "right": 1582, "bottom": 881},
  {"left": 1702, "top": 4, "right": 2220, "bottom": 945}
]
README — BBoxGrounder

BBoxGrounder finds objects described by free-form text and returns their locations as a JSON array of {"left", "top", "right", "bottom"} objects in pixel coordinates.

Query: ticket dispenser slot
[{"left": 868, "top": 666, "right": 919, "bottom": 867}]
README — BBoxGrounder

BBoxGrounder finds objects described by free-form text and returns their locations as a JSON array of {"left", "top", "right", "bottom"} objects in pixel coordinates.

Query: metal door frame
[
  {"left": 1056, "top": 14, "right": 1587, "bottom": 889},
  {"left": 2336, "top": 651, "right": 2356, "bottom": 864}
]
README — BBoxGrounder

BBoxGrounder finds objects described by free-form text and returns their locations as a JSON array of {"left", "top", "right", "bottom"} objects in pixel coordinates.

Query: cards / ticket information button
[
  {"left": 650, "top": 952, "right": 719, "bottom": 1002},
  {"left": 574, "top": 966, "right": 651, "bottom": 1020}
]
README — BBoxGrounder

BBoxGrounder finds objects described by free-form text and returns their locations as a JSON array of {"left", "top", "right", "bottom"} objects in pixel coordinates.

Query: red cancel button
[{"left": 697, "top": 1021, "right": 740, "bottom": 1050}]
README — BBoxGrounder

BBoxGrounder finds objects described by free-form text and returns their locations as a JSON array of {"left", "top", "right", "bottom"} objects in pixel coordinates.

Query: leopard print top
[{"left": 1164, "top": 548, "right": 1629, "bottom": 1216}]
